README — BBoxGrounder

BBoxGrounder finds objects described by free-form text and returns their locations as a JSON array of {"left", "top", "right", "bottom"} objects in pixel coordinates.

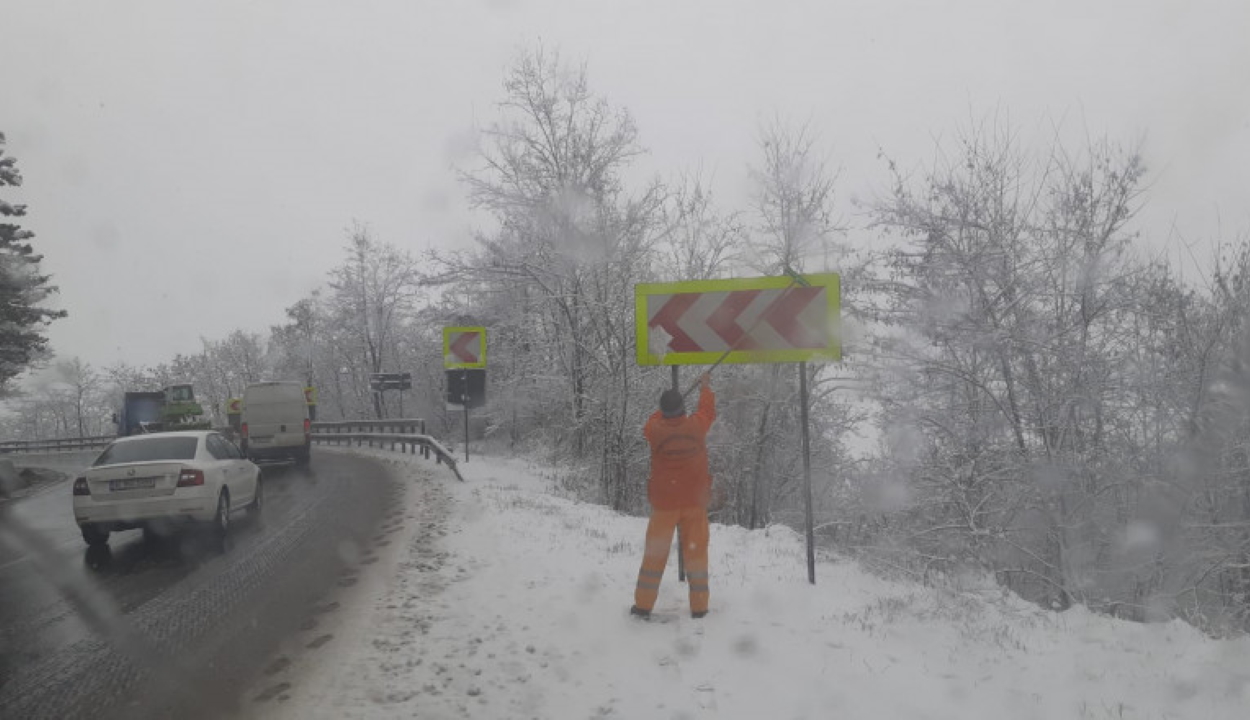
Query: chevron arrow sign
[
  {"left": 635, "top": 274, "right": 840, "bottom": 366},
  {"left": 443, "top": 326, "right": 487, "bottom": 369}
]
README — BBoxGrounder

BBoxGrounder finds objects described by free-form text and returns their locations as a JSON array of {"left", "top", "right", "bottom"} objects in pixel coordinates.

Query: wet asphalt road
[{"left": 0, "top": 449, "right": 400, "bottom": 720}]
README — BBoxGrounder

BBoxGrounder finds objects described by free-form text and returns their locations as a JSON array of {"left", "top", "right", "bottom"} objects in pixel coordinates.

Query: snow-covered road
[{"left": 235, "top": 448, "right": 1250, "bottom": 720}]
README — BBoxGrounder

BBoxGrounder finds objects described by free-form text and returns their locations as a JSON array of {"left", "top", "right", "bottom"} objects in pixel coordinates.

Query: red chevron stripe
[
  {"left": 450, "top": 332, "right": 480, "bottom": 362},
  {"left": 649, "top": 294, "right": 700, "bottom": 352},
  {"left": 706, "top": 290, "right": 760, "bottom": 350},
  {"left": 761, "top": 286, "right": 823, "bottom": 347}
]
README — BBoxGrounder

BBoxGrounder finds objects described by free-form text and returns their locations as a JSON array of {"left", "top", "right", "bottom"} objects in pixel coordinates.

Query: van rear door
[{"left": 243, "top": 384, "right": 308, "bottom": 451}]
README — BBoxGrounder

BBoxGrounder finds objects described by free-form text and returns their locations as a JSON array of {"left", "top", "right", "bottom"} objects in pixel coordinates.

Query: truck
[
  {"left": 115, "top": 384, "right": 213, "bottom": 436},
  {"left": 116, "top": 391, "right": 166, "bottom": 436}
]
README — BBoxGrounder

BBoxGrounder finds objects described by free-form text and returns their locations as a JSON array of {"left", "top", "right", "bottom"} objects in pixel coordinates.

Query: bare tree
[
  {"left": 866, "top": 115, "right": 1159, "bottom": 610},
  {"left": 441, "top": 45, "right": 668, "bottom": 510},
  {"left": 749, "top": 118, "right": 842, "bottom": 275},
  {"left": 658, "top": 173, "right": 746, "bottom": 281},
  {"left": 328, "top": 223, "right": 424, "bottom": 419},
  {"left": 54, "top": 357, "right": 100, "bottom": 437},
  {"left": 712, "top": 119, "right": 848, "bottom": 528}
]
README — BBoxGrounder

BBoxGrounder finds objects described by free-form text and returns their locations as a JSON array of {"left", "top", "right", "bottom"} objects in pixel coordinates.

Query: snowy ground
[{"left": 234, "top": 448, "right": 1250, "bottom": 720}]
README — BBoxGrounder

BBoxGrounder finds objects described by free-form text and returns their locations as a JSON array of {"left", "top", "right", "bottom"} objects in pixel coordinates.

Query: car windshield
[
  {"left": 5, "top": 5, "right": 1250, "bottom": 720},
  {"left": 92, "top": 437, "right": 199, "bottom": 466}
]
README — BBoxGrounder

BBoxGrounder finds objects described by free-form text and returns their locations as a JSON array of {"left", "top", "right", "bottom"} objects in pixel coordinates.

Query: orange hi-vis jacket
[{"left": 644, "top": 384, "right": 716, "bottom": 510}]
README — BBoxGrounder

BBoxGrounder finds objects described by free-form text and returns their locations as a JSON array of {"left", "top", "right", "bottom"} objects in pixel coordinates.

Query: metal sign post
[
  {"left": 799, "top": 361, "right": 815, "bottom": 585},
  {"left": 462, "top": 370, "right": 470, "bottom": 463},
  {"left": 672, "top": 364, "right": 686, "bottom": 584}
]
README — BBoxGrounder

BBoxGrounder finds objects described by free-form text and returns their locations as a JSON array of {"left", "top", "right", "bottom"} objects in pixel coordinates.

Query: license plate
[
  {"left": 251, "top": 435, "right": 273, "bottom": 443},
  {"left": 109, "top": 477, "right": 157, "bottom": 491}
]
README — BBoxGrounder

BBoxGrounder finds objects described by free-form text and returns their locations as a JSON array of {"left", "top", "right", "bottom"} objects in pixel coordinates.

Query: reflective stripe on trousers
[{"left": 634, "top": 506, "right": 710, "bottom": 614}]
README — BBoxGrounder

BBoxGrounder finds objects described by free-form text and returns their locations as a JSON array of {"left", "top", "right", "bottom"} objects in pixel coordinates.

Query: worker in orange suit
[{"left": 632, "top": 371, "right": 716, "bottom": 620}]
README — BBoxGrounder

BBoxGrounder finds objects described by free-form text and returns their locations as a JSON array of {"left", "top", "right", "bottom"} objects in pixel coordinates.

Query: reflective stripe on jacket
[{"left": 644, "top": 384, "right": 716, "bottom": 510}]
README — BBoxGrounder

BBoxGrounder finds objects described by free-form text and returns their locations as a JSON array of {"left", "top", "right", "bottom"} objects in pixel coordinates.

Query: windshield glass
[
  {"left": 167, "top": 386, "right": 193, "bottom": 402},
  {"left": 92, "top": 437, "right": 199, "bottom": 466},
  {"left": 4, "top": 5, "right": 1249, "bottom": 720}
]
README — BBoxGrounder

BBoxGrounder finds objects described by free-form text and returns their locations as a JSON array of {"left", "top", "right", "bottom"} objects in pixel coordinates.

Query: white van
[{"left": 241, "top": 381, "right": 311, "bottom": 466}]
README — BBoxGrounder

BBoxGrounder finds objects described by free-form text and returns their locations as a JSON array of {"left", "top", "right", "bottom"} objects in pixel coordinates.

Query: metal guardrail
[
  {"left": 0, "top": 419, "right": 464, "bottom": 482},
  {"left": 0, "top": 435, "right": 116, "bottom": 454},
  {"left": 311, "top": 419, "right": 426, "bottom": 435},
  {"left": 311, "top": 431, "right": 464, "bottom": 482}
]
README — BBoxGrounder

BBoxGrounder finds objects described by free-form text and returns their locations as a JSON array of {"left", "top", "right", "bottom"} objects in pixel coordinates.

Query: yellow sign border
[
  {"left": 443, "top": 326, "right": 488, "bottom": 369},
  {"left": 634, "top": 274, "right": 841, "bottom": 366}
]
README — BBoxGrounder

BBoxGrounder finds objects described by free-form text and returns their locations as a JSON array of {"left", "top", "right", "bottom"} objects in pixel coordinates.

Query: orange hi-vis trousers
[{"left": 634, "top": 506, "right": 710, "bottom": 614}]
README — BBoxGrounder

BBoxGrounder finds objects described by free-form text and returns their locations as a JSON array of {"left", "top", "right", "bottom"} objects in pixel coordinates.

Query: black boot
[
  {"left": 630, "top": 605, "right": 651, "bottom": 620},
  {"left": 691, "top": 610, "right": 707, "bottom": 619}
]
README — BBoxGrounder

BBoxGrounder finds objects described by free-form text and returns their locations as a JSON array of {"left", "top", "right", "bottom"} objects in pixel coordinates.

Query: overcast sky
[{"left": 4, "top": 0, "right": 1248, "bottom": 371}]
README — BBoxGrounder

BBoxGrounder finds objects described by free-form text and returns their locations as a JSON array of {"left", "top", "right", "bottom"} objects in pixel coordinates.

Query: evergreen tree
[{"left": 0, "top": 132, "right": 67, "bottom": 390}]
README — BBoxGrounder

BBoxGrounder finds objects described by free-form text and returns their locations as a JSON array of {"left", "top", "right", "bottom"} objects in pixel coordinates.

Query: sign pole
[
  {"left": 462, "top": 369, "right": 470, "bottom": 463},
  {"left": 671, "top": 364, "right": 686, "bottom": 583},
  {"left": 799, "top": 361, "right": 815, "bottom": 584}
]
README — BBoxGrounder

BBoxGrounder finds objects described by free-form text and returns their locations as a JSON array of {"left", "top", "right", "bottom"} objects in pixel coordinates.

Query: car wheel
[
  {"left": 248, "top": 473, "right": 264, "bottom": 524},
  {"left": 80, "top": 524, "right": 110, "bottom": 547},
  {"left": 211, "top": 489, "right": 230, "bottom": 552},
  {"left": 295, "top": 446, "right": 310, "bottom": 467}
]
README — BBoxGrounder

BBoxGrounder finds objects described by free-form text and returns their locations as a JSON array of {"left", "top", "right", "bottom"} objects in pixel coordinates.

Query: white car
[{"left": 73, "top": 430, "right": 262, "bottom": 548}]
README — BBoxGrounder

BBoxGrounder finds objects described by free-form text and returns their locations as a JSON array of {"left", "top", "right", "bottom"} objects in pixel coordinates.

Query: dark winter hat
[{"left": 660, "top": 389, "right": 686, "bottom": 418}]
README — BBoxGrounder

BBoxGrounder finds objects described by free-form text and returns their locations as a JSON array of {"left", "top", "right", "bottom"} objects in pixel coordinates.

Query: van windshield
[
  {"left": 243, "top": 387, "right": 307, "bottom": 425},
  {"left": 246, "top": 404, "right": 306, "bottom": 423},
  {"left": 244, "top": 386, "right": 304, "bottom": 405}
]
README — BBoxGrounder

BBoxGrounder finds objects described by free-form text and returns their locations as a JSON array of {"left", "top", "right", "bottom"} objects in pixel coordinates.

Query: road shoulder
[{"left": 231, "top": 449, "right": 453, "bottom": 718}]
